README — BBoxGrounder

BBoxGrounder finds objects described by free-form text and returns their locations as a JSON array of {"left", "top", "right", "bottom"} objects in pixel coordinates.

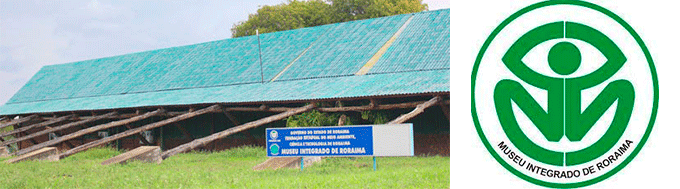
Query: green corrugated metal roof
[
  {"left": 369, "top": 9, "right": 450, "bottom": 74},
  {"left": 0, "top": 9, "right": 450, "bottom": 116},
  {"left": 275, "top": 13, "right": 411, "bottom": 80}
]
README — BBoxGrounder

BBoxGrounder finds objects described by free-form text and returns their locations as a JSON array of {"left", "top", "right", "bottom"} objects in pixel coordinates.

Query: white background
[{"left": 450, "top": 0, "right": 680, "bottom": 188}]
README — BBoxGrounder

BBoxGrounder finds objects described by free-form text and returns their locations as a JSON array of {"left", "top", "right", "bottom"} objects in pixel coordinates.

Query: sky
[{"left": 0, "top": 0, "right": 450, "bottom": 105}]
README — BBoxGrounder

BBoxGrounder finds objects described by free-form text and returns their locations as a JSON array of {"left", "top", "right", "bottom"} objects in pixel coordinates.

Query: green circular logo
[
  {"left": 471, "top": 1, "right": 658, "bottom": 187},
  {"left": 270, "top": 144, "right": 280, "bottom": 155}
]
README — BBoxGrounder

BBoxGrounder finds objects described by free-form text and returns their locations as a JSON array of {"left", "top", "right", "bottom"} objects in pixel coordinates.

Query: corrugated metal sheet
[
  {"left": 0, "top": 70, "right": 449, "bottom": 115},
  {"left": 0, "top": 9, "right": 450, "bottom": 116},
  {"left": 259, "top": 25, "right": 332, "bottom": 80},
  {"left": 275, "top": 14, "right": 411, "bottom": 80},
  {"left": 369, "top": 9, "right": 450, "bottom": 74}
]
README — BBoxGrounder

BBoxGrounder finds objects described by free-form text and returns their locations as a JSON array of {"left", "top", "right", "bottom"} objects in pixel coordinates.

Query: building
[{"left": 0, "top": 9, "right": 450, "bottom": 159}]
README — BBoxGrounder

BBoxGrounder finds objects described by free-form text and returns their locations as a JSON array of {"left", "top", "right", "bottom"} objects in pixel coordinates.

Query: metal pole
[
  {"left": 373, "top": 156, "right": 377, "bottom": 171},
  {"left": 301, "top": 157, "right": 304, "bottom": 171}
]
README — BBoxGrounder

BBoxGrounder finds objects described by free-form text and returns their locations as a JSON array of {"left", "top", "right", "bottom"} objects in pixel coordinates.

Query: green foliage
[
  {"left": 0, "top": 146, "right": 449, "bottom": 188},
  {"left": 361, "top": 110, "right": 391, "bottom": 124},
  {"left": 330, "top": 0, "right": 429, "bottom": 22},
  {"left": 286, "top": 110, "right": 352, "bottom": 127},
  {"left": 231, "top": 0, "right": 428, "bottom": 38},
  {"left": 0, "top": 124, "right": 19, "bottom": 152},
  {"left": 231, "top": 0, "right": 333, "bottom": 37}
]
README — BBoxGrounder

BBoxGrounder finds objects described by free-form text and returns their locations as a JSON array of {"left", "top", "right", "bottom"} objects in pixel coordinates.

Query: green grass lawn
[{"left": 0, "top": 146, "right": 449, "bottom": 188}]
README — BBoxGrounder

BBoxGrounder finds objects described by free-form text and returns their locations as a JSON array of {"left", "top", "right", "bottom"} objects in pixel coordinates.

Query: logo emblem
[
  {"left": 270, "top": 144, "right": 280, "bottom": 155},
  {"left": 270, "top": 130, "right": 278, "bottom": 140},
  {"left": 471, "top": 1, "right": 658, "bottom": 187}
]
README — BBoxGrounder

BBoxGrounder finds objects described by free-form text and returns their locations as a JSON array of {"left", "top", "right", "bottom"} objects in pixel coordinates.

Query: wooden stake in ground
[
  {"left": 101, "top": 146, "right": 162, "bottom": 165},
  {"left": 388, "top": 96, "right": 442, "bottom": 124},
  {"left": 12, "top": 110, "right": 165, "bottom": 156},
  {"left": 59, "top": 105, "right": 221, "bottom": 159},
  {"left": 0, "top": 146, "right": 8, "bottom": 157},
  {"left": 5, "top": 147, "right": 59, "bottom": 164},
  {"left": 161, "top": 104, "right": 315, "bottom": 159},
  {"left": 0, "top": 112, "right": 118, "bottom": 147}
]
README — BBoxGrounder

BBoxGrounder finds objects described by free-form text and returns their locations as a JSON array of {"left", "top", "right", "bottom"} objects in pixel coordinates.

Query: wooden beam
[
  {"left": 0, "top": 112, "right": 117, "bottom": 147},
  {"left": 224, "top": 107, "right": 292, "bottom": 112},
  {"left": 0, "top": 115, "right": 40, "bottom": 131},
  {"left": 440, "top": 103, "right": 450, "bottom": 122},
  {"left": 223, "top": 100, "right": 430, "bottom": 113},
  {"left": 319, "top": 100, "right": 428, "bottom": 112},
  {"left": 388, "top": 96, "right": 442, "bottom": 124},
  {"left": 20, "top": 123, "right": 40, "bottom": 145},
  {"left": 42, "top": 126, "right": 77, "bottom": 148},
  {"left": 16, "top": 109, "right": 164, "bottom": 156},
  {"left": 223, "top": 111, "right": 258, "bottom": 145},
  {"left": 222, "top": 111, "right": 240, "bottom": 126},
  {"left": 0, "top": 115, "right": 74, "bottom": 139},
  {"left": 59, "top": 105, "right": 220, "bottom": 159},
  {"left": 161, "top": 104, "right": 315, "bottom": 159}
]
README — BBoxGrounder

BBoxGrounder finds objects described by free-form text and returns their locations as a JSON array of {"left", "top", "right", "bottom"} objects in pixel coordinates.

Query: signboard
[{"left": 266, "top": 124, "right": 414, "bottom": 157}]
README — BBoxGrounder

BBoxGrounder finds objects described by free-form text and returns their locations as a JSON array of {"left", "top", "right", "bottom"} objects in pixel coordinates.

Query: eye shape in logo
[{"left": 471, "top": 1, "right": 658, "bottom": 188}]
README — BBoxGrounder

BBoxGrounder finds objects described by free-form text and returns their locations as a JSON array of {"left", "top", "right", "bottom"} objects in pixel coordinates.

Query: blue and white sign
[{"left": 266, "top": 124, "right": 414, "bottom": 157}]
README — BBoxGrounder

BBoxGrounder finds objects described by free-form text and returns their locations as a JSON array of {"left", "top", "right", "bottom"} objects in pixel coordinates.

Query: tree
[
  {"left": 231, "top": 0, "right": 428, "bottom": 38},
  {"left": 330, "top": 0, "right": 428, "bottom": 22}
]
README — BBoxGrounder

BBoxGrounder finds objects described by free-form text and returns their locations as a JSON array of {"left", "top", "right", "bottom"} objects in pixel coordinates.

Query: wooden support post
[
  {"left": 162, "top": 104, "right": 315, "bottom": 159},
  {"left": 59, "top": 105, "right": 220, "bottom": 159},
  {"left": 159, "top": 126, "right": 164, "bottom": 150},
  {"left": 15, "top": 122, "right": 40, "bottom": 145},
  {"left": 1, "top": 112, "right": 117, "bottom": 147},
  {"left": 210, "top": 114, "right": 216, "bottom": 150},
  {"left": 12, "top": 110, "right": 164, "bottom": 156},
  {"left": 338, "top": 114, "right": 347, "bottom": 126},
  {"left": 369, "top": 99, "right": 378, "bottom": 109},
  {"left": 0, "top": 115, "right": 74, "bottom": 139},
  {"left": 0, "top": 115, "right": 40, "bottom": 131},
  {"left": 125, "top": 124, "right": 152, "bottom": 145},
  {"left": 388, "top": 96, "right": 442, "bottom": 124}
]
